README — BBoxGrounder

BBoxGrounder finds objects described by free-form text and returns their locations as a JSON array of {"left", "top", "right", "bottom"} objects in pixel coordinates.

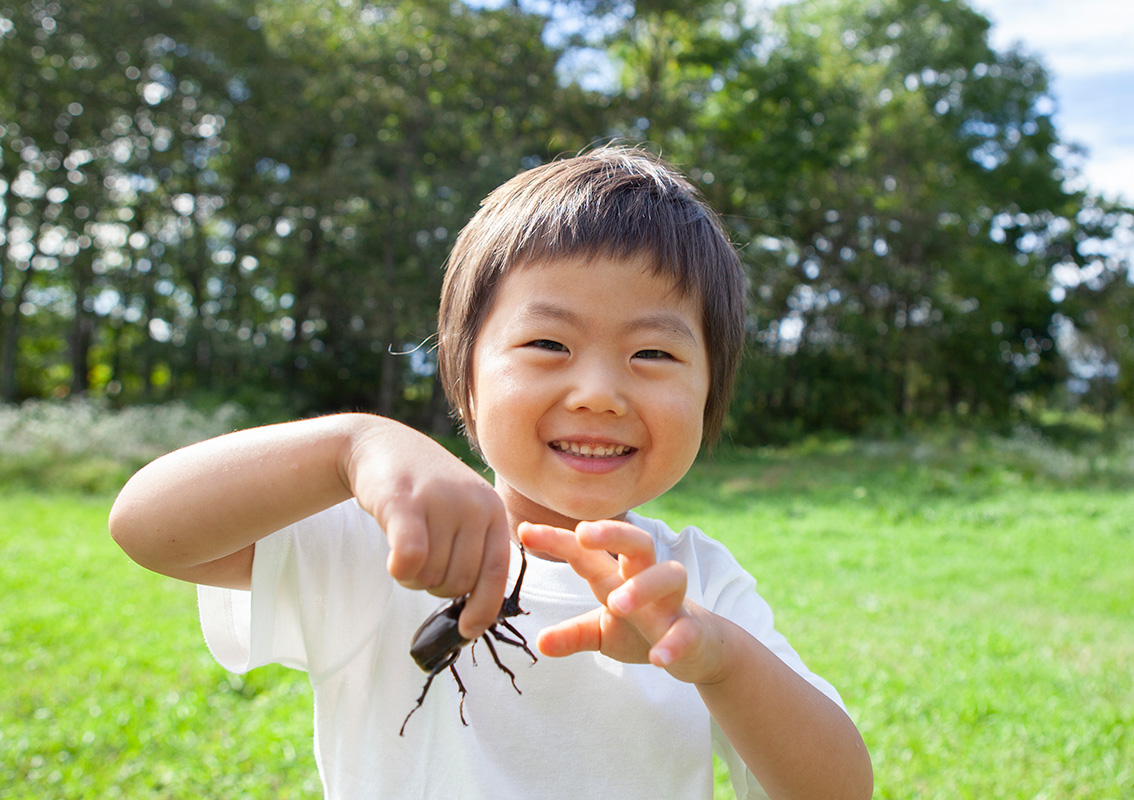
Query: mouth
[{"left": 549, "top": 440, "right": 635, "bottom": 458}]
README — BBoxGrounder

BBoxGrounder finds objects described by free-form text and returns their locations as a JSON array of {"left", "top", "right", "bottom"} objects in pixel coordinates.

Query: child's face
[{"left": 470, "top": 251, "right": 710, "bottom": 531}]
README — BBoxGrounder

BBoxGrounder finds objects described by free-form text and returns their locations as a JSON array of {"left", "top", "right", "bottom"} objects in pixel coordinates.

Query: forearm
[
  {"left": 109, "top": 413, "right": 385, "bottom": 584},
  {"left": 697, "top": 616, "right": 873, "bottom": 800}
]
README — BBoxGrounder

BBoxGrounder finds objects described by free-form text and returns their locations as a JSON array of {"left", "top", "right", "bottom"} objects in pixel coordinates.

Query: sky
[{"left": 970, "top": 0, "right": 1134, "bottom": 204}]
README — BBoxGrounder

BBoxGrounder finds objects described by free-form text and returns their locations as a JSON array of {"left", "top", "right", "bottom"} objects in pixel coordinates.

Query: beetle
[{"left": 399, "top": 544, "right": 537, "bottom": 736}]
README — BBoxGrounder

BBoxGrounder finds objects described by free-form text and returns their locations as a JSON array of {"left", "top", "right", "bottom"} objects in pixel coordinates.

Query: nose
[{"left": 565, "top": 357, "right": 628, "bottom": 416}]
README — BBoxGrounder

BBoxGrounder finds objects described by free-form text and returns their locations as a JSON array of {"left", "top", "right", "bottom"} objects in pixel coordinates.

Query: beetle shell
[
  {"left": 409, "top": 597, "right": 468, "bottom": 673},
  {"left": 400, "top": 546, "right": 535, "bottom": 735}
]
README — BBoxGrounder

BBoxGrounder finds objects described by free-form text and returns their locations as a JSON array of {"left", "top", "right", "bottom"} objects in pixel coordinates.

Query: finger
[
  {"left": 430, "top": 508, "right": 489, "bottom": 599},
  {"left": 517, "top": 522, "right": 585, "bottom": 562},
  {"left": 406, "top": 524, "right": 458, "bottom": 594},
  {"left": 606, "top": 561, "right": 688, "bottom": 645},
  {"left": 458, "top": 513, "right": 512, "bottom": 640},
  {"left": 535, "top": 607, "right": 605, "bottom": 658},
  {"left": 519, "top": 522, "right": 624, "bottom": 603},
  {"left": 576, "top": 519, "right": 658, "bottom": 577},
  {"left": 437, "top": 482, "right": 509, "bottom": 594},
  {"left": 383, "top": 510, "right": 431, "bottom": 588},
  {"left": 606, "top": 560, "right": 687, "bottom": 618},
  {"left": 518, "top": 523, "right": 620, "bottom": 584}
]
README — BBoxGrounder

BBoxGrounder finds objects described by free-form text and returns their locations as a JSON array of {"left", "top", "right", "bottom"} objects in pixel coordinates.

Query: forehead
[
  {"left": 478, "top": 252, "right": 704, "bottom": 343},
  {"left": 505, "top": 250, "right": 694, "bottom": 306}
]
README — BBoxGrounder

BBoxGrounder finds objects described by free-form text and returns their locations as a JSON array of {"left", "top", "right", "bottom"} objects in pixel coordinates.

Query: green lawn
[
  {"left": 2, "top": 432, "right": 1132, "bottom": 798},
  {"left": 644, "top": 437, "right": 1134, "bottom": 799},
  {"left": 1, "top": 492, "right": 319, "bottom": 798}
]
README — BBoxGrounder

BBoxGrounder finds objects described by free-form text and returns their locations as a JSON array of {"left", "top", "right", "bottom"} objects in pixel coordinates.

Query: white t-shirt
[{"left": 198, "top": 501, "right": 844, "bottom": 800}]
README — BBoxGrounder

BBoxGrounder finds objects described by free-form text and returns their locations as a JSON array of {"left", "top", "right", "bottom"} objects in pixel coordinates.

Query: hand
[
  {"left": 344, "top": 420, "right": 511, "bottom": 640},
  {"left": 518, "top": 519, "right": 726, "bottom": 685}
]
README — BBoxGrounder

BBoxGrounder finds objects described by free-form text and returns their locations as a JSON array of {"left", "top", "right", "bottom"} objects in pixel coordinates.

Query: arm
[
  {"left": 517, "top": 520, "right": 873, "bottom": 800},
  {"left": 692, "top": 615, "right": 872, "bottom": 800},
  {"left": 109, "top": 413, "right": 512, "bottom": 638}
]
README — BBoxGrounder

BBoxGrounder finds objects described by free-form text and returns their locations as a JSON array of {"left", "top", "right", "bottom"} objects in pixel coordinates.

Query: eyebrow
[
  {"left": 518, "top": 302, "right": 700, "bottom": 346},
  {"left": 517, "top": 302, "right": 578, "bottom": 326},
  {"left": 625, "top": 311, "right": 700, "bottom": 346}
]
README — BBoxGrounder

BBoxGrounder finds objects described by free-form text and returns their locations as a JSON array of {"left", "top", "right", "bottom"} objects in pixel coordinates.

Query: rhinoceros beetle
[{"left": 399, "top": 544, "right": 537, "bottom": 735}]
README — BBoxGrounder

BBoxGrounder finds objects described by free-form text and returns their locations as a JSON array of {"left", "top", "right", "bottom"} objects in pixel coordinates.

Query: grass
[
  {"left": 1, "top": 414, "right": 1132, "bottom": 798},
  {"left": 0, "top": 492, "right": 318, "bottom": 799},
  {"left": 644, "top": 432, "right": 1134, "bottom": 799}
]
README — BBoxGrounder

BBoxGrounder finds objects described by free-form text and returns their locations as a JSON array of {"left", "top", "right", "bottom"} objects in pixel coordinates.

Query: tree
[
  {"left": 1059, "top": 199, "right": 1134, "bottom": 422},
  {"left": 0, "top": 0, "right": 270, "bottom": 401},
  {"left": 3, "top": 0, "right": 1131, "bottom": 442},
  {"left": 1, "top": 0, "right": 600, "bottom": 421},
  {"left": 700, "top": 0, "right": 1100, "bottom": 438}
]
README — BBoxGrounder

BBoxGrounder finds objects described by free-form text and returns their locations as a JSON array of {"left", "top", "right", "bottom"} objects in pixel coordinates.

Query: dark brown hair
[{"left": 438, "top": 145, "right": 747, "bottom": 448}]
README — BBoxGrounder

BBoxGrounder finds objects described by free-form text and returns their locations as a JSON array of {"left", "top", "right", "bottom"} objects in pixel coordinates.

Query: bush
[{"left": 0, "top": 400, "right": 248, "bottom": 493}]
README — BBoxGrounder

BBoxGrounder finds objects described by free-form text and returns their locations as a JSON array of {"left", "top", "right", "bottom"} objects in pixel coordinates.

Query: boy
[{"left": 110, "top": 146, "right": 872, "bottom": 799}]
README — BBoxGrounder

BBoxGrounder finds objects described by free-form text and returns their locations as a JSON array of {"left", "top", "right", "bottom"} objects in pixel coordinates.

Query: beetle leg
[
  {"left": 494, "top": 619, "right": 537, "bottom": 663},
  {"left": 399, "top": 668, "right": 440, "bottom": 736},
  {"left": 449, "top": 662, "right": 469, "bottom": 726},
  {"left": 480, "top": 632, "right": 521, "bottom": 694},
  {"left": 400, "top": 650, "right": 463, "bottom": 736}
]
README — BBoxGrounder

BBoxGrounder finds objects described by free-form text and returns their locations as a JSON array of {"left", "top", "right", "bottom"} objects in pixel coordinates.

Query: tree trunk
[
  {"left": 375, "top": 244, "right": 400, "bottom": 418},
  {"left": 68, "top": 245, "right": 95, "bottom": 396},
  {"left": 0, "top": 268, "right": 33, "bottom": 402}
]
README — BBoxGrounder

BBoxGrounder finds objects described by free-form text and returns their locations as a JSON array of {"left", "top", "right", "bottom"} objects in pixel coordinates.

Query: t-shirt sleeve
[
  {"left": 700, "top": 544, "right": 847, "bottom": 800},
  {"left": 644, "top": 519, "right": 848, "bottom": 800},
  {"left": 683, "top": 527, "right": 845, "bottom": 709},
  {"left": 197, "top": 500, "right": 393, "bottom": 680}
]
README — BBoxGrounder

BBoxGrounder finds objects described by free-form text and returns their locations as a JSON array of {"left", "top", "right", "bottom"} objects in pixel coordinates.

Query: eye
[
  {"left": 526, "top": 339, "right": 568, "bottom": 353},
  {"left": 633, "top": 349, "right": 674, "bottom": 360}
]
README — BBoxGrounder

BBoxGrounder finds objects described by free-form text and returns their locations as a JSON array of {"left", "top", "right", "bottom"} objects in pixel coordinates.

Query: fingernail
[
  {"left": 609, "top": 590, "right": 632, "bottom": 615},
  {"left": 652, "top": 646, "right": 673, "bottom": 667}
]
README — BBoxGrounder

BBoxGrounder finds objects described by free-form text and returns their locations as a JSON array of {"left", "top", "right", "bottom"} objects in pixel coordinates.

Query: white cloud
[
  {"left": 972, "top": 0, "right": 1134, "bottom": 201},
  {"left": 976, "top": 0, "right": 1134, "bottom": 77}
]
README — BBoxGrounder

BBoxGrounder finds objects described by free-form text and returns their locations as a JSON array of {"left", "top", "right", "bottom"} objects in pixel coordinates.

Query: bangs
[{"left": 470, "top": 148, "right": 731, "bottom": 298}]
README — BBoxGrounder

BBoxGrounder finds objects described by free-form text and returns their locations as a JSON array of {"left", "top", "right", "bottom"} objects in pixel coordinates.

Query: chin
[{"left": 550, "top": 496, "right": 636, "bottom": 525}]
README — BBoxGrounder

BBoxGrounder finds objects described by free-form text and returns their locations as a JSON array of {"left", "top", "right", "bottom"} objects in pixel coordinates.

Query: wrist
[
  {"left": 691, "top": 610, "right": 746, "bottom": 688},
  {"left": 336, "top": 412, "right": 398, "bottom": 492}
]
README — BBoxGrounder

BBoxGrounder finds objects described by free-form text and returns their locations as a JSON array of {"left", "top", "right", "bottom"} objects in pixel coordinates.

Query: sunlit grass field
[
  {"left": 2, "top": 418, "right": 1132, "bottom": 798},
  {"left": 650, "top": 435, "right": 1134, "bottom": 799}
]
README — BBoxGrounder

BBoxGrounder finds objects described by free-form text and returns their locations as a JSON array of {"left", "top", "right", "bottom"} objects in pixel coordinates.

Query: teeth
[{"left": 552, "top": 441, "right": 631, "bottom": 458}]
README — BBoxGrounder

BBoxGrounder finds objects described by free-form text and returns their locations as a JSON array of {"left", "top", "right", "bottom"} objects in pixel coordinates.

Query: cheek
[
  {"left": 470, "top": 365, "right": 534, "bottom": 442},
  {"left": 656, "top": 383, "right": 709, "bottom": 455},
  {"left": 671, "top": 404, "right": 706, "bottom": 453}
]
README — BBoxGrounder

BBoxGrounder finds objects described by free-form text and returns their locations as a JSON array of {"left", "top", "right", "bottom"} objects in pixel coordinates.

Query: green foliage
[
  {"left": 1, "top": 0, "right": 1132, "bottom": 439},
  {"left": 0, "top": 0, "right": 597, "bottom": 422},
  {"left": 701, "top": 0, "right": 1085, "bottom": 432},
  {"left": 3, "top": 430, "right": 1131, "bottom": 797}
]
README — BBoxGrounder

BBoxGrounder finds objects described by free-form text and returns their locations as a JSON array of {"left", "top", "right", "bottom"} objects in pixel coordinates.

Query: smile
[{"left": 550, "top": 441, "right": 634, "bottom": 458}]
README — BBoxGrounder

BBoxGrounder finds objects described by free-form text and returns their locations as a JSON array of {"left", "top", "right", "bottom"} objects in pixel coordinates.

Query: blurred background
[
  {"left": 4, "top": 5, "right": 1132, "bottom": 797},
  {"left": 973, "top": 0, "right": 1134, "bottom": 203},
  {"left": 2, "top": 0, "right": 1132, "bottom": 443}
]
